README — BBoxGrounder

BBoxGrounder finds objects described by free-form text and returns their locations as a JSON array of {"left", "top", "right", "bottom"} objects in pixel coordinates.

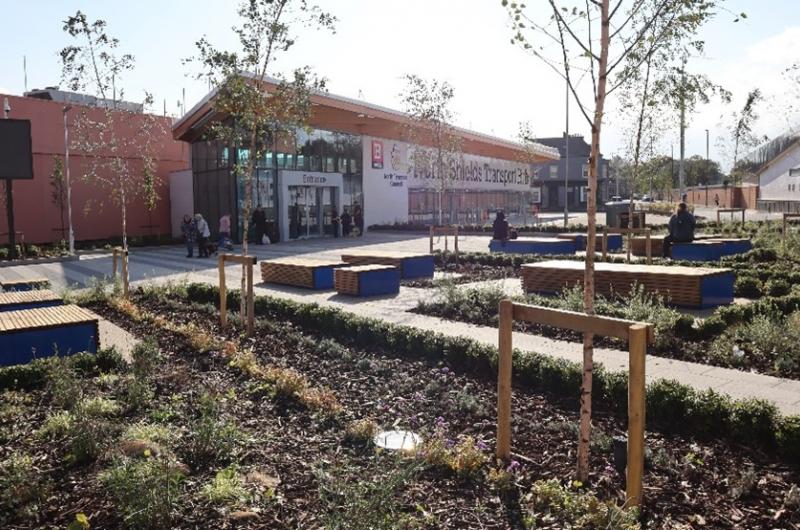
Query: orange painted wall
[{"left": 0, "top": 94, "right": 189, "bottom": 245}]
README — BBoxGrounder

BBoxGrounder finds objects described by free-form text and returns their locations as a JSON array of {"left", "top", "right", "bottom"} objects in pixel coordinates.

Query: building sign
[
  {"left": 531, "top": 187, "right": 541, "bottom": 204},
  {"left": 371, "top": 140, "right": 384, "bottom": 169},
  {"left": 302, "top": 174, "right": 327, "bottom": 184}
]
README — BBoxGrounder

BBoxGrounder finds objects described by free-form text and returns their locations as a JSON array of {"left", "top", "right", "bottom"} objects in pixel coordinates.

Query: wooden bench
[
  {"left": 489, "top": 237, "right": 576, "bottom": 255},
  {"left": 557, "top": 233, "right": 622, "bottom": 252},
  {"left": 0, "top": 290, "right": 62, "bottom": 312},
  {"left": 1, "top": 277, "right": 50, "bottom": 292},
  {"left": 341, "top": 251, "right": 434, "bottom": 279},
  {"left": 334, "top": 265, "right": 400, "bottom": 297},
  {"left": 260, "top": 257, "right": 345, "bottom": 289},
  {"left": 0, "top": 305, "right": 100, "bottom": 366},
  {"left": 521, "top": 260, "right": 734, "bottom": 308},
  {"left": 631, "top": 235, "right": 664, "bottom": 258}
]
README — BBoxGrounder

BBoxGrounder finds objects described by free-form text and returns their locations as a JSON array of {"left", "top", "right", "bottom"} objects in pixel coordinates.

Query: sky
[{"left": 1, "top": 0, "right": 799, "bottom": 169}]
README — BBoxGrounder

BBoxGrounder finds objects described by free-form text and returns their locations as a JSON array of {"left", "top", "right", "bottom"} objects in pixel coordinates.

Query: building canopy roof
[{"left": 172, "top": 75, "right": 559, "bottom": 164}]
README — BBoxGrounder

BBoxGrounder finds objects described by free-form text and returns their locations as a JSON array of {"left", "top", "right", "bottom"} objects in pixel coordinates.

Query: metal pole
[
  {"left": 564, "top": 77, "right": 569, "bottom": 227},
  {"left": 3, "top": 97, "right": 16, "bottom": 260},
  {"left": 678, "top": 61, "right": 686, "bottom": 201},
  {"left": 63, "top": 107, "right": 75, "bottom": 255},
  {"left": 705, "top": 129, "right": 710, "bottom": 185}
]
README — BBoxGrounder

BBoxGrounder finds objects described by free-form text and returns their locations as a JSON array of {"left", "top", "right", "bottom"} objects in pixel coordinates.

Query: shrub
[
  {"left": 735, "top": 275, "right": 763, "bottom": 298},
  {"left": 343, "top": 419, "right": 379, "bottom": 446},
  {"left": 101, "top": 456, "right": 184, "bottom": 529},
  {"left": 0, "top": 452, "right": 47, "bottom": 523},
  {"left": 202, "top": 465, "right": 251, "bottom": 507},
  {"left": 766, "top": 278, "right": 791, "bottom": 297},
  {"left": 0, "top": 347, "right": 125, "bottom": 392},
  {"left": 528, "top": 479, "right": 639, "bottom": 529},
  {"left": 131, "top": 340, "right": 161, "bottom": 381},
  {"left": 183, "top": 392, "right": 242, "bottom": 467}
]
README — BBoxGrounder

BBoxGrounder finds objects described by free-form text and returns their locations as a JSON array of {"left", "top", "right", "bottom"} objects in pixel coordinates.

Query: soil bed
[{"left": 2, "top": 290, "right": 799, "bottom": 529}]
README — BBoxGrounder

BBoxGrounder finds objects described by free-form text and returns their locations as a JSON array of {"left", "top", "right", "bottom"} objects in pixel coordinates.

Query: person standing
[
  {"left": 218, "top": 213, "right": 232, "bottom": 250},
  {"left": 663, "top": 202, "right": 696, "bottom": 258},
  {"left": 353, "top": 204, "right": 364, "bottom": 236},
  {"left": 195, "top": 213, "right": 211, "bottom": 258},
  {"left": 341, "top": 208, "right": 352, "bottom": 237},
  {"left": 181, "top": 214, "right": 196, "bottom": 258},
  {"left": 331, "top": 210, "right": 340, "bottom": 238},
  {"left": 714, "top": 193, "right": 720, "bottom": 207},
  {"left": 252, "top": 206, "right": 267, "bottom": 244}
]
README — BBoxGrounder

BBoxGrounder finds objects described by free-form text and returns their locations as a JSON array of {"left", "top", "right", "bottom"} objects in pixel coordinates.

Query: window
[
  {"left": 549, "top": 165, "right": 558, "bottom": 178},
  {"left": 582, "top": 164, "right": 590, "bottom": 178},
  {"left": 579, "top": 186, "right": 588, "bottom": 202}
]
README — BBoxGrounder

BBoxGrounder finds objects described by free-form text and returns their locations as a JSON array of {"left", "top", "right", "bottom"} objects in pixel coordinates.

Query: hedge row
[
  {"left": 0, "top": 347, "right": 126, "bottom": 391},
  {"left": 178, "top": 282, "right": 800, "bottom": 466}
]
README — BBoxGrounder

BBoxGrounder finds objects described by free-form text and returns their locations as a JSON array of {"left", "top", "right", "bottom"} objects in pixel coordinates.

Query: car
[
  {"left": 611, "top": 195, "right": 623, "bottom": 202},
  {"left": 641, "top": 195, "right": 654, "bottom": 202}
]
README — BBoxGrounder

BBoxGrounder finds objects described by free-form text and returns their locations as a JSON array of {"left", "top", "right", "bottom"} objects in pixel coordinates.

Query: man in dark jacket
[
  {"left": 663, "top": 203, "right": 695, "bottom": 257},
  {"left": 492, "top": 210, "right": 509, "bottom": 242}
]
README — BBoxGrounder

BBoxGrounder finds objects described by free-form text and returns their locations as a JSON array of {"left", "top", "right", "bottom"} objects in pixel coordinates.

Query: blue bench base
[
  {"left": 312, "top": 267, "right": 336, "bottom": 289},
  {"left": 697, "top": 272, "right": 735, "bottom": 309},
  {"left": 489, "top": 239, "right": 576, "bottom": 255},
  {"left": 671, "top": 242, "right": 724, "bottom": 261},
  {"left": 357, "top": 268, "right": 401, "bottom": 297},
  {"left": 401, "top": 256, "right": 435, "bottom": 279},
  {"left": 0, "top": 300, "right": 62, "bottom": 312},
  {"left": 0, "top": 323, "right": 99, "bottom": 367}
]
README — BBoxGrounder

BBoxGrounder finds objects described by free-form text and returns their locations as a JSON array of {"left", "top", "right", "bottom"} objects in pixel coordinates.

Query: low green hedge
[
  {"left": 178, "top": 282, "right": 800, "bottom": 466},
  {"left": 0, "top": 347, "right": 126, "bottom": 391}
]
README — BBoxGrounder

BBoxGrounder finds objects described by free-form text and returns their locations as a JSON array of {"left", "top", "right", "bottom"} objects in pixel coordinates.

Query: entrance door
[
  {"left": 288, "top": 186, "right": 323, "bottom": 239},
  {"left": 320, "top": 187, "right": 337, "bottom": 236}
]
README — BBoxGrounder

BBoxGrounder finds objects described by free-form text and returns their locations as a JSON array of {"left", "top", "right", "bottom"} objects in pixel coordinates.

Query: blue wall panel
[{"left": 0, "top": 324, "right": 98, "bottom": 367}]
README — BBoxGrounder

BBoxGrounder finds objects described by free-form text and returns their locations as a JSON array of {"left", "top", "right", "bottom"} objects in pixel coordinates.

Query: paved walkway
[{"left": 2, "top": 234, "right": 799, "bottom": 414}]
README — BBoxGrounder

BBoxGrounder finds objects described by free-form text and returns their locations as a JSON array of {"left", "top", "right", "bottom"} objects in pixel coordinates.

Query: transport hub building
[{"left": 172, "top": 78, "right": 559, "bottom": 242}]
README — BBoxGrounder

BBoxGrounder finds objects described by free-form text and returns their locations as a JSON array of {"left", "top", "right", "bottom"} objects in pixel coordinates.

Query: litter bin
[
  {"left": 605, "top": 201, "right": 630, "bottom": 228},
  {"left": 619, "top": 211, "right": 646, "bottom": 229}
]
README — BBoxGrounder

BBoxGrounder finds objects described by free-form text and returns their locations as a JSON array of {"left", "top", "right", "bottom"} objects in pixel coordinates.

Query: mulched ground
[
  {"left": 3, "top": 291, "right": 799, "bottom": 529},
  {"left": 402, "top": 263, "right": 519, "bottom": 288}
]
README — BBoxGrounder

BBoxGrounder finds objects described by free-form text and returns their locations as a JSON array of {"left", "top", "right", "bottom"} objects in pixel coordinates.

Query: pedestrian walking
[
  {"left": 341, "top": 208, "right": 352, "bottom": 237},
  {"left": 181, "top": 214, "right": 196, "bottom": 258},
  {"left": 353, "top": 204, "right": 364, "bottom": 236},
  {"left": 195, "top": 213, "right": 211, "bottom": 258},
  {"left": 218, "top": 213, "right": 233, "bottom": 250},
  {"left": 252, "top": 206, "right": 267, "bottom": 244}
]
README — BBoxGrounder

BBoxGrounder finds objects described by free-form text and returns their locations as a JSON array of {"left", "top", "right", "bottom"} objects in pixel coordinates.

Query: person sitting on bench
[
  {"left": 663, "top": 202, "right": 696, "bottom": 257},
  {"left": 493, "top": 210, "right": 510, "bottom": 243}
]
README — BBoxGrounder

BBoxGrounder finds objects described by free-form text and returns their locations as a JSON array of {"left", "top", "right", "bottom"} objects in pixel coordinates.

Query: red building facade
[{"left": 0, "top": 94, "right": 189, "bottom": 245}]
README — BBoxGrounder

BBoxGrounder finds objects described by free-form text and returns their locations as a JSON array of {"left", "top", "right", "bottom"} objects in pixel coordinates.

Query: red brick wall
[
  {"left": 670, "top": 185, "right": 758, "bottom": 209},
  {"left": 0, "top": 94, "right": 189, "bottom": 244}
]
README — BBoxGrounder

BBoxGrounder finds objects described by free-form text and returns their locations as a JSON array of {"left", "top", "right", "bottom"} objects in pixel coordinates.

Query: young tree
[
  {"left": 400, "top": 75, "right": 463, "bottom": 226},
  {"left": 723, "top": 88, "right": 767, "bottom": 184},
  {"left": 60, "top": 11, "right": 165, "bottom": 257},
  {"left": 503, "top": 0, "right": 725, "bottom": 485},
  {"left": 50, "top": 156, "right": 67, "bottom": 242},
  {"left": 190, "top": 0, "right": 335, "bottom": 314}
]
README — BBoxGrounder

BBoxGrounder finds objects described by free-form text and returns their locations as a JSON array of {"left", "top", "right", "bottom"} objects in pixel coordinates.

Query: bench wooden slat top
[
  {"left": 0, "top": 304, "right": 97, "bottom": 333},
  {"left": 521, "top": 260, "right": 731, "bottom": 276},
  {"left": 0, "top": 290, "right": 62, "bottom": 305},
  {"left": 499, "top": 237, "right": 570, "bottom": 243},
  {"left": 262, "top": 257, "right": 344, "bottom": 267},
  {"left": 342, "top": 250, "right": 433, "bottom": 261},
  {"left": 341, "top": 251, "right": 431, "bottom": 259},
  {"left": 1, "top": 277, "right": 49, "bottom": 287},
  {"left": 338, "top": 264, "right": 397, "bottom": 273}
]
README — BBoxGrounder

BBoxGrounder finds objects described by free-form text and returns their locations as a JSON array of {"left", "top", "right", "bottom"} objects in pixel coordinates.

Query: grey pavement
[{"left": 2, "top": 233, "right": 799, "bottom": 414}]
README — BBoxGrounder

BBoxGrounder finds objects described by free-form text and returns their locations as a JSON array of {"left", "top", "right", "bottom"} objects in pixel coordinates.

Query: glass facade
[{"left": 191, "top": 128, "right": 363, "bottom": 243}]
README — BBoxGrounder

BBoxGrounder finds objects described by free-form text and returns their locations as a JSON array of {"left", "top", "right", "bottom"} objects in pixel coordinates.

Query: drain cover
[{"left": 373, "top": 430, "right": 422, "bottom": 451}]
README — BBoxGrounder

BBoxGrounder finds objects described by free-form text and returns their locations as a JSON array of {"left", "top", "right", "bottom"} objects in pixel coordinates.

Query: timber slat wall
[
  {"left": 521, "top": 260, "right": 732, "bottom": 307},
  {"left": 261, "top": 258, "right": 345, "bottom": 288},
  {"left": 1, "top": 277, "right": 50, "bottom": 291},
  {"left": 0, "top": 304, "right": 98, "bottom": 333},
  {"left": 341, "top": 251, "right": 429, "bottom": 268},
  {"left": 334, "top": 265, "right": 396, "bottom": 295},
  {"left": 0, "top": 289, "right": 61, "bottom": 311}
]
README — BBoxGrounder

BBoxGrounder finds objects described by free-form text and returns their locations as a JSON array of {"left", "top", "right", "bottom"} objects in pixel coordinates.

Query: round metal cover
[{"left": 373, "top": 430, "right": 422, "bottom": 451}]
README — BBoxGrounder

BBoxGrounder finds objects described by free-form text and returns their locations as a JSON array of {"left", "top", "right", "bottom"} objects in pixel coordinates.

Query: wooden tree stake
[
  {"left": 496, "top": 299, "right": 513, "bottom": 460},
  {"left": 627, "top": 324, "right": 648, "bottom": 509},
  {"left": 219, "top": 255, "right": 227, "bottom": 329}
]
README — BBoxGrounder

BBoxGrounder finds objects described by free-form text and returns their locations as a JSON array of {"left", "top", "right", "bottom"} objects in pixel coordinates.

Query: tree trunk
[
  {"left": 577, "top": 0, "right": 610, "bottom": 484},
  {"left": 629, "top": 58, "right": 652, "bottom": 231}
]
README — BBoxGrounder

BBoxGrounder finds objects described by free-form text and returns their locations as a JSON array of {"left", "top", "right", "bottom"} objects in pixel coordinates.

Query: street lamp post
[
  {"left": 63, "top": 106, "right": 75, "bottom": 255},
  {"left": 563, "top": 76, "right": 569, "bottom": 227}
]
